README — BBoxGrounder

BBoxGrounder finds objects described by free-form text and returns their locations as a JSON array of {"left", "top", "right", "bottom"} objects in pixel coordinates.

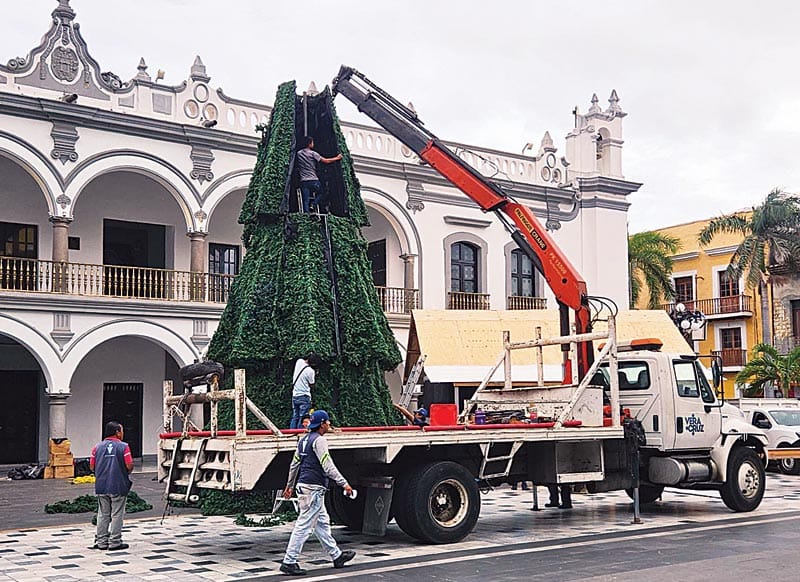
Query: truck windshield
[{"left": 770, "top": 410, "right": 800, "bottom": 426}]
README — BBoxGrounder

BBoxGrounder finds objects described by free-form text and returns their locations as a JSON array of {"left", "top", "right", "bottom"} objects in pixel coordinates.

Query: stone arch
[
  {"left": 360, "top": 187, "right": 421, "bottom": 257},
  {"left": 0, "top": 132, "right": 62, "bottom": 216},
  {"left": 62, "top": 319, "right": 198, "bottom": 387},
  {"left": 202, "top": 170, "right": 253, "bottom": 229},
  {"left": 0, "top": 314, "right": 60, "bottom": 390},
  {"left": 64, "top": 151, "right": 201, "bottom": 232}
]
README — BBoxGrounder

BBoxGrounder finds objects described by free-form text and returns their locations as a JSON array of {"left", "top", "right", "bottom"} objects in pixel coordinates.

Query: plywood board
[{"left": 405, "top": 309, "right": 691, "bottom": 382}]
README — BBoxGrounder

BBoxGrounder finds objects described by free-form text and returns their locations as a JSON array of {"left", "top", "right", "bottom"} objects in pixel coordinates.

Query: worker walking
[
  {"left": 296, "top": 136, "right": 342, "bottom": 213},
  {"left": 280, "top": 410, "right": 356, "bottom": 575},
  {"left": 89, "top": 421, "right": 134, "bottom": 550}
]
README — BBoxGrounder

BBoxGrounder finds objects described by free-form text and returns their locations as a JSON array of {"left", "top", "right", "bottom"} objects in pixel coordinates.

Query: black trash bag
[
  {"left": 74, "top": 458, "right": 92, "bottom": 477},
  {"left": 7, "top": 464, "right": 46, "bottom": 480},
  {"left": 179, "top": 360, "right": 225, "bottom": 390}
]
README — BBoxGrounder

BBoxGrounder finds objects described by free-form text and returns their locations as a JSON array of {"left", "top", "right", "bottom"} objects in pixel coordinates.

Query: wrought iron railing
[
  {"left": 447, "top": 291, "right": 491, "bottom": 310},
  {"left": 660, "top": 294, "right": 752, "bottom": 317},
  {"left": 375, "top": 286, "right": 419, "bottom": 314},
  {"left": 711, "top": 349, "right": 748, "bottom": 368},
  {"left": 506, "top": 295, "right": 547, "bottom": 310}
]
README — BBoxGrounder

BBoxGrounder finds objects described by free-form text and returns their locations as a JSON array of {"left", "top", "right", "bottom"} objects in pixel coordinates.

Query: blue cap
[
  {"left": 416, "top": 408, "right": 428, "bottom": 418},
  {"left": 308, "top": 409, "right": 330, "bottom": 430}
]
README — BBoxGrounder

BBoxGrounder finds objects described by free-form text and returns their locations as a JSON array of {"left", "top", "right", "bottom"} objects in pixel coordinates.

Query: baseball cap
[
  {"left": 308, "top": 410, "right": 330, "bottom": 430},
  {"left": 415, "top": 408, "right": 428, "bottom": 418}
]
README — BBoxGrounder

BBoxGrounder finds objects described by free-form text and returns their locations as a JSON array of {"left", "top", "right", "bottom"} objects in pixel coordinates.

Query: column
[
  {"left": 188, "top": 231, "right": 207, "bottom": 301},
  {"left": 49, "top": 215, "right": 72, "bottom": 292},
  {"left": 48, "top": 393, "right": 70, "bottom": 441},
  {"left": 400, "top": 253, "right": 417, "bottom": 312}
]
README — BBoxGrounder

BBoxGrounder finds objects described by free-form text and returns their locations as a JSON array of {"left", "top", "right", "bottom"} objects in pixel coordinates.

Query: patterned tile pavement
[{"left": 1, "top": 473, "right": 799, "bottom": 581}]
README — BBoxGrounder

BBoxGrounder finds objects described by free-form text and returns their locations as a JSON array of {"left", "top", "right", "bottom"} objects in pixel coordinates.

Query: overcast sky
[{"left": 4, "top": 0, "right": 800, "bottom": 233}]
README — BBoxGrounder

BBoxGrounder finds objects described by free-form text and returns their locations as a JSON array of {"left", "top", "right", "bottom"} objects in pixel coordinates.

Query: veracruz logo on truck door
[{"left": 686, "top": 414, "right": 705, "bottom": 435}]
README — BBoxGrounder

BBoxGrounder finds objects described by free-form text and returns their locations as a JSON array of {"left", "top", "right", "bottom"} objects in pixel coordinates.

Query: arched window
[
  {"left": 451, "top": 242, "right": 478, "bottom": 293},
  {"left": 510, "top": 249, "right": 537, "bottom": 297}
]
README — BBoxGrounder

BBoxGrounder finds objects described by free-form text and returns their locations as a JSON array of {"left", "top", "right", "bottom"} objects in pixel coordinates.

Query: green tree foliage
[
  {"left": 208, "top": 81, "right": 402, "bottom": 428},
  {"left": 698, "top": 189, "right": 800, "bottom": 289},
  {"left": 628, "top": 231, "right": 681, "bottom": 308},
  {"left": 735, "top": 343, "right": 800, "bottom": 397}
]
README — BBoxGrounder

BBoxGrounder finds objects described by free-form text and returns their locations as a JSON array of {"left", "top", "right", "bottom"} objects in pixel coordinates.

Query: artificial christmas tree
[{"left": 208, "top": 81, "right": 402, "bottom": 428}]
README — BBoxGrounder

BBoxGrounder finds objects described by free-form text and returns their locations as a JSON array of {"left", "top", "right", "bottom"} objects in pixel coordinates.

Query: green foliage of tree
[
  {"left": 698, "top": 188, "right": 800, "bottom": 289},
  {"left": 628, "top": 231, "right": 681, "bottom": 308},
  {"left": 208, "top": 81, "right": 402, "bottom": 429},
  {"left": 735, "top": 343, "right": 800, "bottom": 397}
]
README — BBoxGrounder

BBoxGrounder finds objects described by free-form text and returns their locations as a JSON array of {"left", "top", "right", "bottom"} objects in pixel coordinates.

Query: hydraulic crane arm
[{"left": 332, "top": 65, "right": 593, "bottom": 379}]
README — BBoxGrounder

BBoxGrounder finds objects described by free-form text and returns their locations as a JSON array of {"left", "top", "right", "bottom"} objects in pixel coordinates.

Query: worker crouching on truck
[
  {"left": 280, "top": 410, "right": 356, "bottom": 576},
  {"left": 393, "top": 403, "right": 429, "bottom": 427}
]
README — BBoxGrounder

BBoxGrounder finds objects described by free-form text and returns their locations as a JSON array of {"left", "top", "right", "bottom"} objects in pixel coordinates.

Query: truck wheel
[
  {"left": 720, "top": 447, "right": 765, "bottom": 512},
  {"left": 330, "top": 486, "right": 365, "bottom": 530},
  {"left": 625, "top": 484, "right": 664, "bottom": 504},
  {"left": 396, "top": 461, "right": 480, "bottom": 544}
]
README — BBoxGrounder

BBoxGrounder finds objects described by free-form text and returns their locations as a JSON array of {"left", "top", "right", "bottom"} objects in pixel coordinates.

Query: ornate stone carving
[
  {"left": 51, "top": 47, "right": 79, "bottom": 82},
  {"left": 194, "top": 210, "right": 208, "bottom": 223},
  {"left": 6, "top": 57, "right": 27, "bottom": 70},
  {"left": 100, "top": 70, "right": 123, "bottom": 90},
  {"left": 50, "top": 122, "right": 79, "bottom": 164},
  {"left": 50, "top": 311, "right": 74, "bottom": 350},
  {"left": 56, "top": 194, "right": 71, "bottom": 210},
  {"left": 190, "top": 146, "right": 214, "bottom": 184},
  {"left": 405, "top": 180, "right": 425, "bottom": 213}
]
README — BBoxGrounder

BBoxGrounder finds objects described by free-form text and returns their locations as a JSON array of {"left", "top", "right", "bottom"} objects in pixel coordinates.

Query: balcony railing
[
  {"left": 711, "top": 349, "right": 748, "bottom": 368},
  {"left": 0, "top": 257, "right": 419, "bottom": 313},
  {"left": 660, "top": 294, "right": 752, "bottom": 317},
  {"left": 506, "top": 295, "right": 547, "bottom": 310},
  {"left": 375, "top": 286, "right": 419, "bottom": 314},
  {"left": 0, "top": 257, "right": 233, "bottom": 303},
  {"left": 448, "top": 291, "right": 491, "bottom": 310}
]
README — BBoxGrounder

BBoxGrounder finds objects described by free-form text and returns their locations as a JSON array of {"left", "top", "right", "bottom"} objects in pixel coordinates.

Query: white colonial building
[{"left": 0, "top": 0, "right": 640, "bottom": 463}]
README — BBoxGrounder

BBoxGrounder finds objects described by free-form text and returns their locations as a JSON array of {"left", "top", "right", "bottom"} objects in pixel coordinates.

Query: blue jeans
[
  {"left": 290, "top": 395, "right": 311, "bottom": 429},
  {"left": 299, "top": 180, "right": 322, "bottom": 213},
  {"left": 283, "top": 484, "right": 342, "bottom": 564}
]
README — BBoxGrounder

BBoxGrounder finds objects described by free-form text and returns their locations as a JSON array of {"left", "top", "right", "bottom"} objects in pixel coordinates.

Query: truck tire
[
  {"left": 395, "top": 461, "right": 480, "bottom": 544},
  {"left": 625, "top": 484, "right": 664, "bottom": 504},
  {"left": 778, "top": 444, "right": 800, "bottom": 475},
  {"left": 330, "top": 486, "right": 366, "bottom": 530},
  {"left": 720, "top": 447, "right": 765, "bottom": 512}
]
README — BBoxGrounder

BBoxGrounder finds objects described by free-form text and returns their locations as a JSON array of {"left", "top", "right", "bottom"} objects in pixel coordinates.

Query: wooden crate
[
  {"left": 53, "top": 465, "right": 74, "bottom": 479},
  {"left": 49, "top": 439, "right": 71, "bottom": 454},
  {"left": 43, "top": 466, "right": 55, "bottom": 479},
  {"left": 48, "top": 453, "right": 74, "bottom": 467}
]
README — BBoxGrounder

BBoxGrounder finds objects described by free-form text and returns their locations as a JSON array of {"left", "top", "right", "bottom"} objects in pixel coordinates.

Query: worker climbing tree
[{"left": 208, "top": 80, "right": 402, "bottom": 428}]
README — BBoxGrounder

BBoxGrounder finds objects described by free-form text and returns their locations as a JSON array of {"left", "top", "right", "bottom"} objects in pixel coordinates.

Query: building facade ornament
[
  {"left": 50, "top": 121, "right": 79, "bottom": 164},
  {"left": 190, "top": 145, "right": 215, "bottom": 184}
]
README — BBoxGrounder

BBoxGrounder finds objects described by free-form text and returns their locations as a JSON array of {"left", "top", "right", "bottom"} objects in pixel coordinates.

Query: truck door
[
  {"left": 604, "top": 360, "right": 665, "bottom": 449},
  {"left": 669, "top": 359, "right": 721, "bottom": 450}
]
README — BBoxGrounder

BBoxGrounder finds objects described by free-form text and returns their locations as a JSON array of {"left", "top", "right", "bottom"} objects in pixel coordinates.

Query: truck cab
[
  {"left": 594, "top": 340, "right": 768, "bottom": 510},
  {"left": 729, "top": 399, "right": 800, "bottom": 475}
]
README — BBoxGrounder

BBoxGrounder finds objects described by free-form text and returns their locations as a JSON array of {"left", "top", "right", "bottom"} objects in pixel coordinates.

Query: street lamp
[{"left": 670, "top": 302, "right": 706, "bottom": 341}]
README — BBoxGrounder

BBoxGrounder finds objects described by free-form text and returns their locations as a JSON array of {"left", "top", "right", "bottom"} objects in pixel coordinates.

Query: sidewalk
[
  {"left": 0, "top": 463, "right": 198, "bottom": 531},
  {"left": 1, "top": 473, "right": 799, "bottom": 582}
]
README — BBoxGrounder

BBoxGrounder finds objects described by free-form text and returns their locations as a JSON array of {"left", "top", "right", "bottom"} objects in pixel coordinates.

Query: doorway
[
  {"left": 102, "top": 383, "right": 143, "bottom": 458},
  {"left": 0, "top": 370, "right": 39, "bottom": 464},
  {"left": 103, "top": 219, "right": 166, "bottom": 298},
  {"left": 367, "top": 239, "right": 387, "bottom": 287}
]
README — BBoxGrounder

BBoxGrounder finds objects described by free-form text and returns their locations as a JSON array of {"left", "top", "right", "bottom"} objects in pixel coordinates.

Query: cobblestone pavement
[{"left": 1, "top": 473, "right": 799, "bottom": 581}]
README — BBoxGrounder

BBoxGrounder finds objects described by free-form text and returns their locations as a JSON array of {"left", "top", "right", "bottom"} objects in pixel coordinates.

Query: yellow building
[{"left": 635, "top": 215, "right": 760, "bottom": 399}]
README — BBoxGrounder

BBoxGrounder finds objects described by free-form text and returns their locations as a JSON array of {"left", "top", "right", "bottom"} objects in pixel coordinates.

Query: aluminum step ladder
[
  {"left": 398, "top": 354, "right": 426, "bottom": 409},
  {"left": 478, "top": 441, "right": 523, "bottom": 480},
  {"left": 164, "top": 437, "right": 208, "bottom": 504}
]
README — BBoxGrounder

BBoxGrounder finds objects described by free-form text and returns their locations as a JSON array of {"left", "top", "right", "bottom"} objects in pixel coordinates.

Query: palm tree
[
  {"left": 628, "top": 231, "right": 681, "bottom": 308},
  {"left": 698, "top": 189, "right": 800, "bottom": 344},
  {"left": 735, "top": 343, "right": 800, "bottom": 397}
]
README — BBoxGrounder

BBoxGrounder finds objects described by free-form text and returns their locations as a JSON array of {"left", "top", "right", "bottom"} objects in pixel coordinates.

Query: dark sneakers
[
  {"left": 89, "top": 544, "right": 107, "bottom": 550},
  {"left": 107, "top": 543, "right": 129, "bottom": 551},
  {"left": 280, "top": 562, "right": 307, "bottom": 576},
  {"left": 333, "top": 549, "right": 356, "bottom": 569}
]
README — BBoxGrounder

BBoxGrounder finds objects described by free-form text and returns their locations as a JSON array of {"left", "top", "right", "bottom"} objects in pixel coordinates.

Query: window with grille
[
  {"left": 720, "top": 328, "right": 742, "bottom": 350},
  {"left": 674, "top": 276, "right": 694, "bottom": 303},
  {"left": 209, "top": 244, "right": 239, "bottom": 302},
  {"left": 718, "top": 270, "right": 740, "bottom": 297},
  {"left": 451, "top": 242, "right": 478, "bottom": 293},
  {"left": 510, "top": 249, "right": 537, "bottom": 297}
]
